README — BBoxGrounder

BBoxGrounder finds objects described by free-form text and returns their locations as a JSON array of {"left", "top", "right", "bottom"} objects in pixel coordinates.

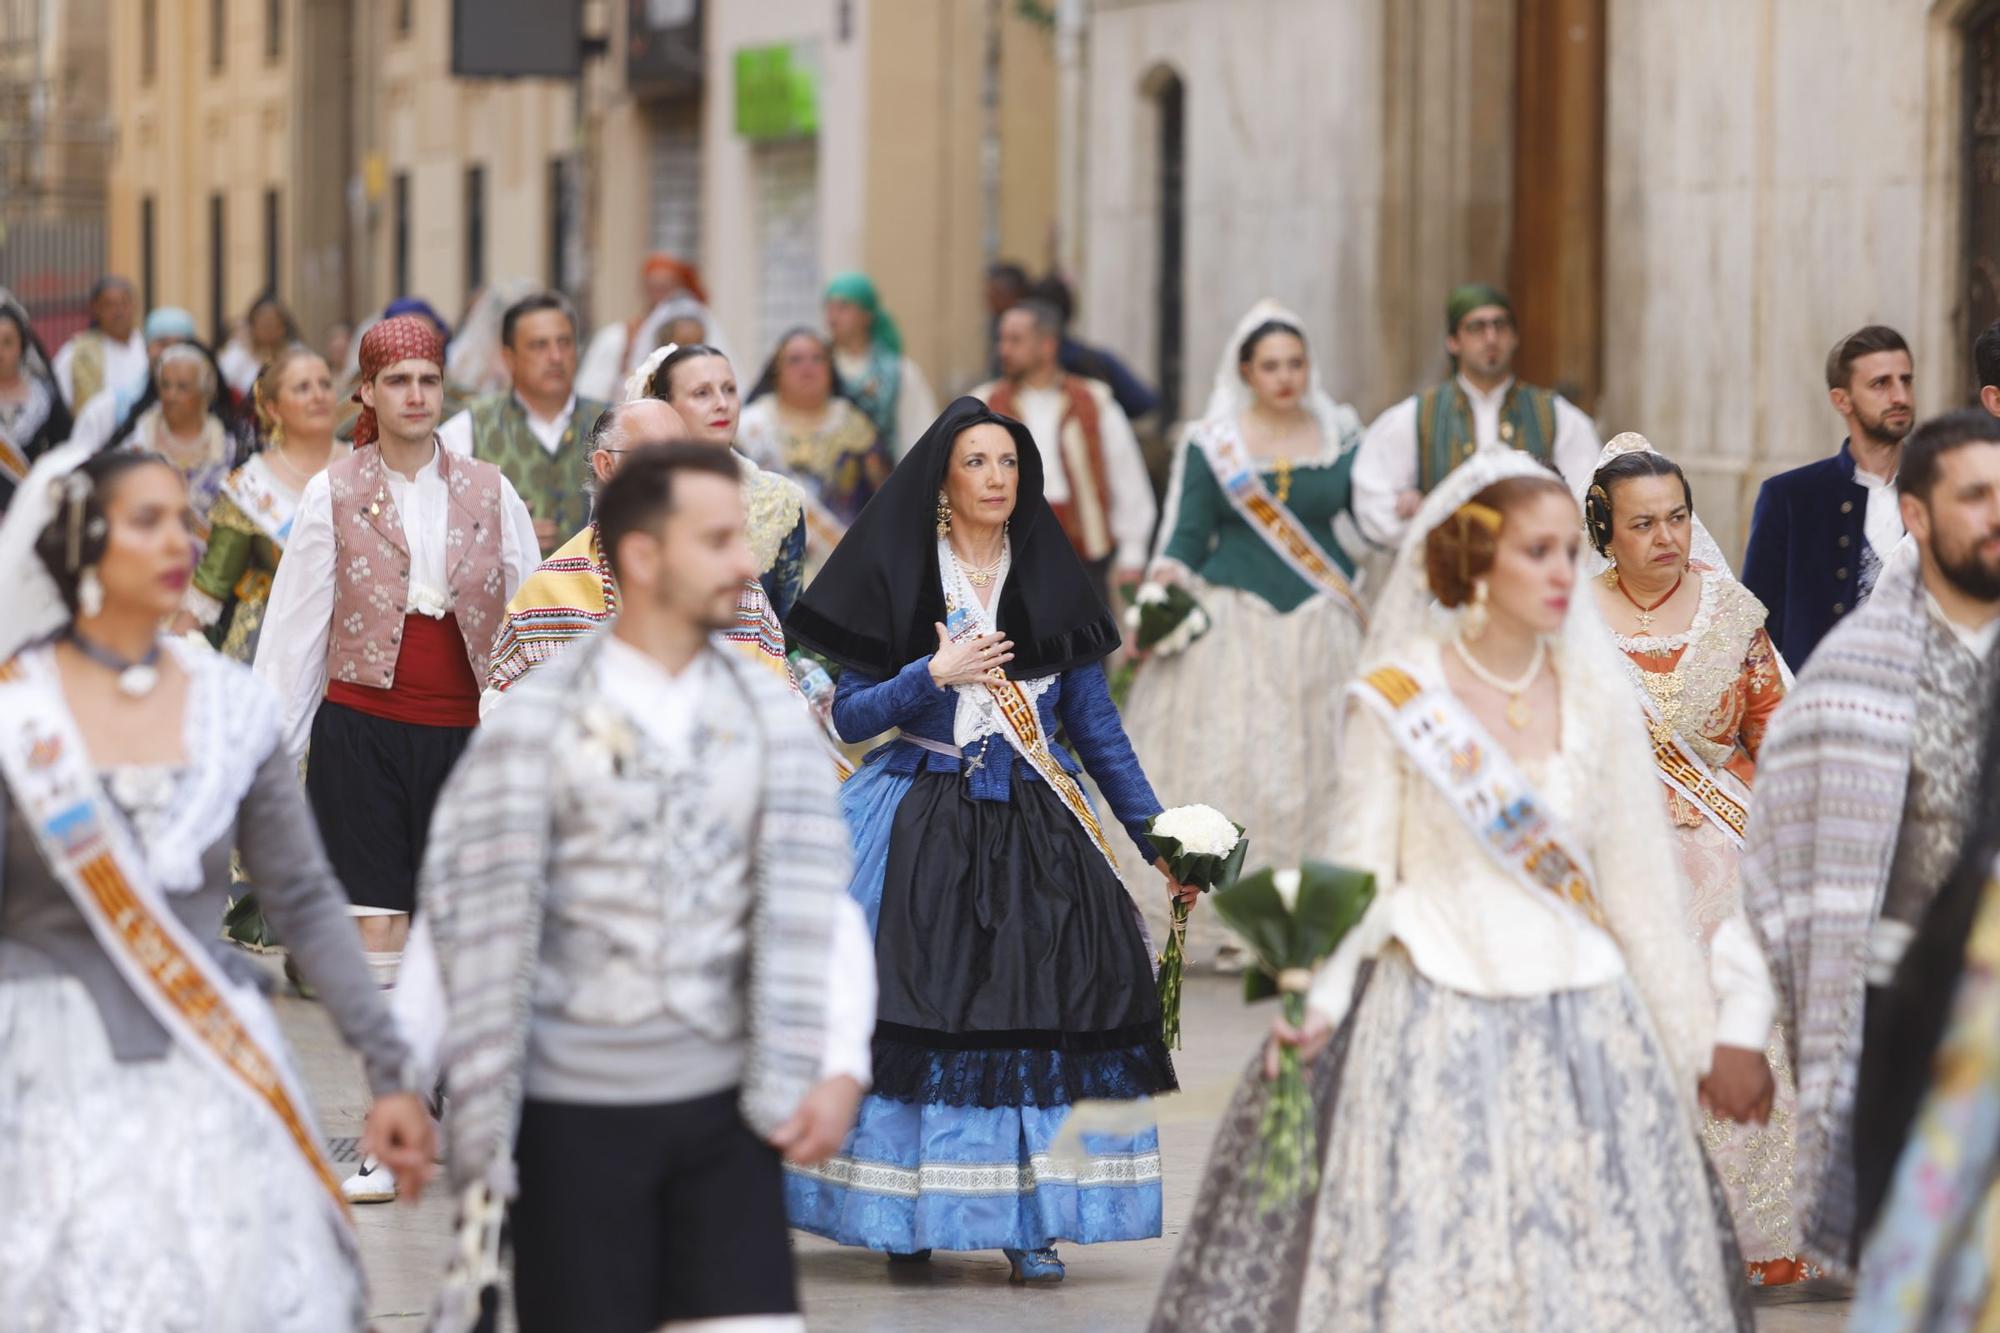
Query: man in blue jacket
[
  {"left": 1743, "top": 325, "right": 1915, "bottom": 668},
  {"left": 1978, "top": 318, "right": 2000, "bottom": 420}
]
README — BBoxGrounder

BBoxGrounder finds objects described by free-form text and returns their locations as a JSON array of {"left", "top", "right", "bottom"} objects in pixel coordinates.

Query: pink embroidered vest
[{"left": 324, "top": 444, "right": 510, "bottom": 689}]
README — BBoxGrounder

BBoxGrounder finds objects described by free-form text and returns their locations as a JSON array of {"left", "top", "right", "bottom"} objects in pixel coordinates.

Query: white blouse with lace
[{"left": 1307, "top": 638, "right": 1775, "bottom": 1057}]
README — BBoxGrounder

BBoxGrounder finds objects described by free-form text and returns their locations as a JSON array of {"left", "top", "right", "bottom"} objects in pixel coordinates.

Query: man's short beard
[
  {"left": 1933, "top": 526, "right": 2000, "bottom": 603},
  {"left": 1856, "top": 406, "right": 1914, "bottom": 447}
]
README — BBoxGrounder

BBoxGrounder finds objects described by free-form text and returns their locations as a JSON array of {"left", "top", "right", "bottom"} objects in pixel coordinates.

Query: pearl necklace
[
  {"left": 950, "top": 541, "right": 1006, "bottom": 588},
  {"left": 1450, "top": 634, "right": 1546, "bottom": 730}
]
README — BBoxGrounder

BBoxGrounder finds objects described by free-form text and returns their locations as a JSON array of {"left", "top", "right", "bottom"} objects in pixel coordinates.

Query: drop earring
[
  {"left": 935, "top": 492, "right": 953, "bottom": 540},
  {"left": 1461, "top": 579, "right": 1490, "bottom": 641},
  {"left": 78, "top": 566, "right": 105, "bottom": 618}
]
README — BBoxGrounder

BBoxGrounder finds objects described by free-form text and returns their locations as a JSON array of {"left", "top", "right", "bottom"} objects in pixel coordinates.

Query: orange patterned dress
[{"left": 1610, "top": 562, "right": 1800, "bottom": 1275}]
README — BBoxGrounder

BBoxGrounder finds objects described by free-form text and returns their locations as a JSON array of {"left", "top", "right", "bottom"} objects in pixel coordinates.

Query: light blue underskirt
[{"left": 786, "top": 755, "right": 1163, "bottom": 1252}]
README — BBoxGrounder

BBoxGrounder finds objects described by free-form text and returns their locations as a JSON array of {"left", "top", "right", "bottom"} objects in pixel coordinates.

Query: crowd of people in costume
[{"left": 4, "top": 250, "right": 2000, "bottom": 1333}]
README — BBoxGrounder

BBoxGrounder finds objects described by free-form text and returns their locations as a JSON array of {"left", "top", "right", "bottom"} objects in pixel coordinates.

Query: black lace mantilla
[{"left": 870, "top": 1021, "right": 1179, "bottom": 1109}]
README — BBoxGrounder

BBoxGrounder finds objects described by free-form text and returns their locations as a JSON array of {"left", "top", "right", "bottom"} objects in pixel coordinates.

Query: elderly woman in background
[
  {"left": 738, "top": 327, "right": 892, "bottom": 566},
  {"left": 107, "top": 340, "right": 242, "bottom": 558}
]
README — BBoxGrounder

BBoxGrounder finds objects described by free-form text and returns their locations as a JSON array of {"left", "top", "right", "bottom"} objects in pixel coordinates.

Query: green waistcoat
[
  {"left": 1414, "top": 380, "right": 1558, "bottom": 494},
  {"left": 469, "top": 392, "right": 608, "bottom": 543}
]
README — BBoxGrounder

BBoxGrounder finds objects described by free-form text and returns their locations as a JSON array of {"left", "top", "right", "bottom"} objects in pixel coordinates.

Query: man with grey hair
[
  {"left": 975, "top": 299, "right": 1156, "bottom": 605},
  {"left": 484, "top": 398, "right": 689, "bottom": 703}
]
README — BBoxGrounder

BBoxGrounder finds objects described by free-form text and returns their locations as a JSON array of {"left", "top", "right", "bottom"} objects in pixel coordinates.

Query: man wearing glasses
[{"left": 1352, "top": 283, "right": 1602, "bottom": 549}]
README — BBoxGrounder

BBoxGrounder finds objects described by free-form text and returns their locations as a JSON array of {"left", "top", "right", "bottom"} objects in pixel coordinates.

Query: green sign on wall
[{"left": 735, "top": 42, "right": 819, "bottom": 141}]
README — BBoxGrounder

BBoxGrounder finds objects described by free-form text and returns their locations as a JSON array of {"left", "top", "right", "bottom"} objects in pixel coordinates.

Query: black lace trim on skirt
[{"left": 869, "top": 1020, "right": 1179, "bottom": 1109}]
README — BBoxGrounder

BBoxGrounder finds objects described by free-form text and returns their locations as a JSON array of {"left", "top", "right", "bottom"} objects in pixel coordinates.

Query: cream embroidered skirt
[
  {"left": 1151, "top": 952, "right": 1751, "bottom": 1332},
  {"left": 1121, "top": 583, "right": 1362, "bottom": 968},
  {"left": 0, "top": 974, "right": 362, "bottom": 1333}
]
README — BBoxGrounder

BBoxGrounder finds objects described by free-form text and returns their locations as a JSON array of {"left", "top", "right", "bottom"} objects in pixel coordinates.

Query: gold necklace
[
  {"left": 1272, "top": 456, "right": 1293, "bottom": 504},
  {"left": 1450, "top": 634, "right": 1547, "bottom": 730},
  {"left": 952, "top": 544, "right": 1005, "bottom": 587}
]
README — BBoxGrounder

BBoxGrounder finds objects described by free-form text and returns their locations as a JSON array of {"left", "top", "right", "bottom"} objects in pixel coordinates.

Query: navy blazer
[
  {"left": 1741, "top": 439, "right": 1873, "bottom": 670},
  {"left": 833, "top": 656, "right": 1163, "bottom": 864}
]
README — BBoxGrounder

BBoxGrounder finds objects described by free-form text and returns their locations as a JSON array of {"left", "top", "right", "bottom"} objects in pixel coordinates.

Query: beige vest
[{"left": 324, "top": 444, "right": 510, "bottom": 688}]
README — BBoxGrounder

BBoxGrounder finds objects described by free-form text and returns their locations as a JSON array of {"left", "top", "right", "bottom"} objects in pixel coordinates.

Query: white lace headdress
[
  {"left": 1149, "top": 299, "right": 1366, "bottom": 570},
  {"left": 1579, "top": 432, "right": 1730, "bottom": 580},
  {"left": 0, "top": 438, "right": 99, "bottom": 662},
  {"left": 1358, "top": 447, "right": 1720, "bottom": 1087}
]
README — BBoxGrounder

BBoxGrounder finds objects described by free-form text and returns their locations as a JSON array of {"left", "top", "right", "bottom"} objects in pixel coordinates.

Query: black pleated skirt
[{"left": 870, "top": 770, "right": 1177, "bottom": 1108}]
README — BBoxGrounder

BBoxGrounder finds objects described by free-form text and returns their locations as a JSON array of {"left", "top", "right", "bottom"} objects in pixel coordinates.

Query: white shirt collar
[
  {"left": 514, "top": 391, "right": 578, "bottom": 429},
  {"left": 1924, "top": 589, "right": 2000, "bottom": 659},
  {"left": 1457, "top": 373, "right": 1515, "bottom": 410}
]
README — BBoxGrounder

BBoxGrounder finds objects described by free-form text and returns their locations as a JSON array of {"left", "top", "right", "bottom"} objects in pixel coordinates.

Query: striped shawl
[
  {"left": 1740, "top": 548, "right": 1926, "bottom": 1274},
  {"left": 419, "top": 629, "right": 849, "bottom": 1195}
]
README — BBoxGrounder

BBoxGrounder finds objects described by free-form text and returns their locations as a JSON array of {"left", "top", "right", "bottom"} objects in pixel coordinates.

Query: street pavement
[{"left": 286, "top": 971, "right": 1851, "bottom": 1330}]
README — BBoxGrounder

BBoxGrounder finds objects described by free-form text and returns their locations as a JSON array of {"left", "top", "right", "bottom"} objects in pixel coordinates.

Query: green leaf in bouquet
[
  {"left": 1293, "top": 860, "right": 1377, "bottom": 953},
  {"left": 1207, "top": 868, "right": 1297, "bottom": 969},
  {"left": 1243, "top": 967, "right": 1279, "bottom": 1004}
]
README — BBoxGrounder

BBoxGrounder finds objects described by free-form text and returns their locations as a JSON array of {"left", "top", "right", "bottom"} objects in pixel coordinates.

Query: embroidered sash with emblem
[{"left": 1197, "top": 424, "right": 1366, "bottom": 623}]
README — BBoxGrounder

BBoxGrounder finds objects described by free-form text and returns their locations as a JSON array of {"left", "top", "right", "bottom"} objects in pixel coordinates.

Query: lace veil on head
[
  {"left": 1355, "top": 446, "right": 1720, "bottom": 1085},
  {"left": 0, "top": 438, "right": 98, "bottom": 662},
  {"left": 1149, "top": 300, "right": 1364, "bottom": 569},
  {"left": 1579, "top": 432, "right": 1731, "bottom": 580}
]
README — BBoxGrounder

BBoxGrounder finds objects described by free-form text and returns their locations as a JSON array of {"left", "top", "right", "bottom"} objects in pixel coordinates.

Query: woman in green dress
[
  {"left": 1122, "top": 302, "right": 1370, "bottom": 966},
  {"left": 181, "top": 345, "right": 348, "bottom": 662}
]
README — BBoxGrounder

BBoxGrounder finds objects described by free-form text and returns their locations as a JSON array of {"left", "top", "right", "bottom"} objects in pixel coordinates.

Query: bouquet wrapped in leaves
[
  {"left": 1209, "top": 860, "right": 1377, "bottom": 1211},
  {"left": 1146, "top": 804, "right": 1249, "bottom": 1050},
  {"left": 1122, "top": 580, "right": 1212, "bottom": 657}
]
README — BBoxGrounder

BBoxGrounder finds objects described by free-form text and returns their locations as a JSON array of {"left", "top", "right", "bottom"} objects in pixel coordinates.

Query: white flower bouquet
[
  {"left": 1122, "top": 580, "right": 1211, "bottom": 657},
  {"left": 1209, "top": 860, "right": 1377, "bottom": 1211},
  {"left": 1147, "top": 804, "right": 1249, "bottom": 1050}
]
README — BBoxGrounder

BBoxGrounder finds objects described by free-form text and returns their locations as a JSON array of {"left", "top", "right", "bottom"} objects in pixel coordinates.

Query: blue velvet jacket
[
  {"left": 1741, "top": 439, "right": 1873, "bottom": 671},
  {"left": 834, "top": 657, "right": 1162, "bottom": 864}
]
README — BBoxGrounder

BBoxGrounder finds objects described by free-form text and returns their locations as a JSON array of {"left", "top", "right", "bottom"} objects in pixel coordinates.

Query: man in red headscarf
[
  {"left": 576, "top": 251, "right": 724, "bottom": 402},
  {"left": 254, "top": 316, "right": 539, "bottom": 1202}
]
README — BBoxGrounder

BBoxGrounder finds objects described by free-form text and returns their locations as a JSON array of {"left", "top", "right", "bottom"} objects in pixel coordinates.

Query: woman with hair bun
[
  {"left": 1122, "top": 301, "right": 1368, "bottom": 966},
  {"left": 1584, "top": 432, "right": 1803, "bottom": 1285},
  {"left": 1152, "top": 450, "right": 1772, "bottom": 1331}
]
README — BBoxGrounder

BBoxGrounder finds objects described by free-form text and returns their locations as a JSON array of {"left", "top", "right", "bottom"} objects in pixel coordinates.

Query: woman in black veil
[{"left": 781, "top": 396, "right": 1191, "bottom": 1283}]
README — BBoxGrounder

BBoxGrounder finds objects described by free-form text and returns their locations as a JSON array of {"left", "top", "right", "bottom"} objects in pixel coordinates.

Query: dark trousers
[
  {"left": 511, "top": 1089, "right": 798, "bottom": 1333},
  {"left": 1853, "top": 983, "right": 1896, "bottom": 1258},
  {"left": 304, "top": 701, "right": 471, "bottom": 913}
]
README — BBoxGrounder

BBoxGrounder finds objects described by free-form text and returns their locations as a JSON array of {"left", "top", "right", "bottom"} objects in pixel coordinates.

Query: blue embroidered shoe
[
  {"left": 887, "top": 1249, "right": 932, "bottom": 1264},
  {"left": 1004, "top": 1246, "right": 1065, "bottom": 1284}
]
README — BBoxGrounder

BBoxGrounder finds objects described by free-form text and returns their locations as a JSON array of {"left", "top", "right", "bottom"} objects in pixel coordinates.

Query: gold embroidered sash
[
  {"left": 1353, "top": 663, "right": 1605, "bottom": 927},
  {"left": 1200, "top": 426, "right": 1366, "bottom": 623},
  {"left": 0, "top": 651, "right": 353, "bottom": 1232},
  {"left": 1639, "top": 692, "right": 1749, "bottom": 847}
]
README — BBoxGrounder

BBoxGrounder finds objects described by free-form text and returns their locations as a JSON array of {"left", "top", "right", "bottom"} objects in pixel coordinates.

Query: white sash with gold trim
[
  {"left": 1351, "top": 661, "right": 1606, "bottom": 927},
  {"left": 0, "top": 646, "right": 353, "bottom": 1238},
  {"left": 1636, "top": 691, "right": 1750, "bottom": 848},
  {"left": 0, "top": 434, "right": 29, "bottom": 486},
  {"left": 938, "top": 540, "right": 1123, "bottom": 879},
  {"left": 1199, "top": 425, "right": 1367, "bottom": 623},
  {"left": 221, "top": 454, "right": 306, "bottom": 548}
]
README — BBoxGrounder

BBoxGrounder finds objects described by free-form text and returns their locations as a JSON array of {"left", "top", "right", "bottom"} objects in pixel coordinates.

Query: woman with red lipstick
[
  {"left": 1154, "top": 450, "right": 1769, "bottom": 1332},
  {"left": 1585, "top": 432, "right": 1802, "bottom": 1286},
  {"left": 1123, "top": 301, "right": 1369, "bottom": 967},
  {"left": 0, "top": 441, "right": 435, "bottom": 1329},
  {"left": 182, "top": 346, "right": 349, "bottom": 662}
]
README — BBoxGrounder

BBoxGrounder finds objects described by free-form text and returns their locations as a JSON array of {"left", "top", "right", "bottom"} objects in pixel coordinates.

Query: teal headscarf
[
  {"left": 824, "top": 271, "right": 903, "bottom": 357},
  {"left": 1445, "top": 283, "right": 1511, "bottom": 335}
]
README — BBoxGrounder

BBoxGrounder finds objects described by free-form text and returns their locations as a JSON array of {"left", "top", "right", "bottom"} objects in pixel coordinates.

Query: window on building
[
  {"left": 209, "top": 194, "right": 227, "bottom": 343},
  {"left": 753, "top": 140, "right": 821, "bottom": 353},
  {"left": 397, "top": 0, "right": 413, "bottom": 38},
  {"left": 266, "top": 0, "right": 283, "bottom": 61},
  {"left": 140, "top": 197, "right": 157, "bottom": 312},
  {"left": 1152, "top": 69, "right": 1186, "bottom": 422},
  {"left": 392, "top": 173, "right": 411, "bottom": 298},
  {"left": 211, "top": 0, "right": 227, "bottom": 73},
  {"left": 263, "top": 188, "right": 281, "bottom": 295},
  {"left": 141, "top": 0, "right": 158, "bottom": 83},
  {"left": 549, "top": 156, "right": 578, "bottom": 293},
  {"left": 464, "top": 165, "right": 486, "bottom": 298}
]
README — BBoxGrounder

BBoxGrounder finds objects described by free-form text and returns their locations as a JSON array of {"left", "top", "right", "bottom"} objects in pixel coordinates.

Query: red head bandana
[{"left": 352, "top": 314, "right": 447, "bottom": 448}]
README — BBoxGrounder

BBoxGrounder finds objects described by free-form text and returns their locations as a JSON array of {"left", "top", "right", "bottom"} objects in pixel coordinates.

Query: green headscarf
[
  {"left": 1446, "top": 282, "right": 1512, "bottom": 335},
  {"left": 824, "top": 271, "right": 904, "bottom": 357}
]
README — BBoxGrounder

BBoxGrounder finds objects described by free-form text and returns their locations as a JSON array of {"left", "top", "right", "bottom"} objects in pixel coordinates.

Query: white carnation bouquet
[
  {"left": 1146, "top": 803, "right": 1248, "bottom": 1050},
  {"left": 1122, "top": 580, "right": 1211, "bottom": 657}
]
